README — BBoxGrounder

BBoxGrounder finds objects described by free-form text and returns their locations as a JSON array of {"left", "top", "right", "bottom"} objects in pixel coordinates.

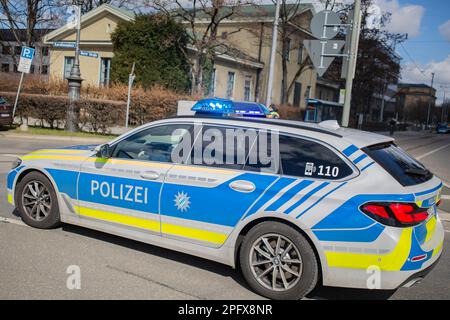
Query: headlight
[{"left": 11, "top": 158, "right": 22, "bottom": 170}]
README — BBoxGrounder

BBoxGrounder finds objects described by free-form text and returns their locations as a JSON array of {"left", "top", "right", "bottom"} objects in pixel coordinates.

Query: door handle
[
  {"left": 140, "top": 171, "right": 160, "bottom": 180},
  {"left": 229, "top": 180, "right": 256, "bottom": 193}
]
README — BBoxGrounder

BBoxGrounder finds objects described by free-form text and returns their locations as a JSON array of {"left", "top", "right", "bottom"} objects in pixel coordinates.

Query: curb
[{"left": 0, "top": 132, "right": 111, "bottom": 144}]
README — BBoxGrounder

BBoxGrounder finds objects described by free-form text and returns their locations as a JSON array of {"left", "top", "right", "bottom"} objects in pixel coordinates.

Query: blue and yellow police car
[{"left": 6, "top": 99, "right": 444, "bottom": 299}]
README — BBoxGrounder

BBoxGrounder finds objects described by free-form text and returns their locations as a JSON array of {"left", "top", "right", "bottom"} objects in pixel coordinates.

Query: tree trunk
[
  {"left": 191, "top": 54, "right": 205, "bottom": 96},
  {"left": 281, "top": 37, "right": 289, "bottom": 104}
]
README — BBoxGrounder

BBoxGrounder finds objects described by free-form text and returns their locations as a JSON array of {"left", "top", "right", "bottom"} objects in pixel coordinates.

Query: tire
[
  {"left": 239, "top": 221, "right": 318, "bottom": 300},
  {"left": 15, "top": 171, "right": 61, "bottom": 229}
]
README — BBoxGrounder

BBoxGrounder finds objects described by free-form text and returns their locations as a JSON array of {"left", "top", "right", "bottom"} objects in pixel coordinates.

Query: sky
[{"left": 307, "top": 0, "right": 450, "bottom": 104}]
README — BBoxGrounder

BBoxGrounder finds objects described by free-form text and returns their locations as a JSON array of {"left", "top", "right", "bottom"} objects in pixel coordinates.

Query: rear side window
[
  {"left": 279, "top": 135, "right": 353, "bottom": 179},
  {"left": 363, "top": 143, "right": 432, "bottom": 186}
]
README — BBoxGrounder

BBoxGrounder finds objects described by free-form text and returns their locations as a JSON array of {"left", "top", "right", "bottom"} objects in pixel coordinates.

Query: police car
[{"left": 6, "top": 101, "right": 444, "bottom": 300}]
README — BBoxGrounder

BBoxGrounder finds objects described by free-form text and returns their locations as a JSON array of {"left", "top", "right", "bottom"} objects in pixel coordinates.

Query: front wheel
[
  {"left": 16, "top": 171, "right": 61, "bottom": 229},
  {"left": 239, "top": 222, "right": 318, "bottom": 300}
]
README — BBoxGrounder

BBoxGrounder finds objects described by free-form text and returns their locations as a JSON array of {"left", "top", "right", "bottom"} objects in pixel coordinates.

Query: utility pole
[
  {"left": 265, "top": 0, "right": 281, "bottom": 107},
  {"left": 125, "top": 62, "right": 136, "bottom": 128},
  {"left": 341, "top": 0, "right": 362, "bottom": 127},
  {"left": 66, "top": 3, "right": 82, "bottom": 132},
  {"left": 442, "top": 91, "right": 446, "bottom": 123},
  {"left": 426, "top": 72, "right": 435, "bottom": 130}
]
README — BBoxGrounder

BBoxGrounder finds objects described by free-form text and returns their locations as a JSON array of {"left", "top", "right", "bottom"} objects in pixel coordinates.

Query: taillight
[{"left": 360, "top": 202, "right": 429, "bottom": 227}]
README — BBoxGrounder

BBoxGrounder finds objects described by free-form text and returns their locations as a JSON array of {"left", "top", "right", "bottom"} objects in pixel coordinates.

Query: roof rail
[{"left": 168, "top": 115, "right": 343, "bottom": 138}]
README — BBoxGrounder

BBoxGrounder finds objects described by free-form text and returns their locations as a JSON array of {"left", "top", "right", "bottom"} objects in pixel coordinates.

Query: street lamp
[
  {"left": 265, "top": 0, "right": 281, "bottom": 107},
  {"left": 66, "top": 3, "right": 83, "bottom": 132}
]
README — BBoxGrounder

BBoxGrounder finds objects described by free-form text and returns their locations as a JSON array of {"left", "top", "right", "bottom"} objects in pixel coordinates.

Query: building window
[
  {"left": 41, "top": 65, "right": 48, "bottom": 75},
  {"left": 100, "top": 58, "right": 112, "bottom": 86},
  {"left": 226, "top": 71, "right": 235, "bottom": 99},
  {"left": 1, "top": 63, "right": 9, "bottom": 72},
  {"left": 41, "top": 47, "right": 49, "bottom": 57},
  {"left": 244, "top": 75, "right": 252, "bottom": 101},
  {"left": 64, "top": 56, "right": 74, "bottom": 79},
  {"left": 297, "top": 44, "right": 303, "bottom": 64},
  {"left": 13, "top": 64, "right": 18, "bottom": 73},
  {"left": 14, "top": 46, "right": 21, "bottom": 55},
  {"left": 30, "top": 65, "right": 35, "bottom": 74},
  {"left": 293, "top": 82, "right": 302, "bottom": 107}
]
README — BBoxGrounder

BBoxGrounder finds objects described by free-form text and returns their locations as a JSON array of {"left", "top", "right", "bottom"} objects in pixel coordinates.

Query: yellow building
[
  {"left": 43, "top": 4, "right": 319, "bottom": 109},
  {"left": 192, "top": 4, "right": 318, "bottom": 108},
  {"left": 43, "top": 4, "right": 134, "bottom": 86}
]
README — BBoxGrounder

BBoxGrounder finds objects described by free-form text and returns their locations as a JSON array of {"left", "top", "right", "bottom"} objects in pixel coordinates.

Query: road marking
[
  {"left": 416, "top": 143, "right": 450, "bottom": 160},
  {"left": 0, "top": 217, "right": 27, "bottom": 227}
]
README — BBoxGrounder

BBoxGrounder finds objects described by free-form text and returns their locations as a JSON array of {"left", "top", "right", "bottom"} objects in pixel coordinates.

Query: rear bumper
[
  {"left": 400, "top": 254, "right": 441, "bottom": 287},
  {"left": 321, "top": 216, "right": 444, "bottom": 290},
  {"left": 0, "top": 116, "right": 12, "bottom": 125}
]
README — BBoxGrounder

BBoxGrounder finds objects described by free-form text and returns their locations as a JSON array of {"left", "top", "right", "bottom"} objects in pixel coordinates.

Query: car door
[
  {"left": 159, "top": 123, "right": 280, "bottom": 247},
  {"left": 76, "top": 123, "right": 193, "bottom": 236}
]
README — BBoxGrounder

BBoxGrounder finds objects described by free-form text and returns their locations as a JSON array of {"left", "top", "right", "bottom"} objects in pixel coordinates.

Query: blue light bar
[
  {"left": 192, "top": 98, "right": 269, "bottom": 117},
  {"left": 191, "top": 98, "right": 234, "bottom": 114}
]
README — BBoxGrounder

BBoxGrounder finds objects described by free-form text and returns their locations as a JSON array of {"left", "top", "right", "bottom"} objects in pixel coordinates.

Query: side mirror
[{"left": 95, "top": 144, "right": 111, "bottom": 158}]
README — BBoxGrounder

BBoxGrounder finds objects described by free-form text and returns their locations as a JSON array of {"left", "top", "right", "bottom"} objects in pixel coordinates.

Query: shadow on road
[
  {"left": 9, "top": 209, "right": 400, "bottom": 300},
  {"left": 61, "top": 223, "right": 252, "bottom": 291},
  {"left": 307, "top": 285, "right": 396, "bottom": 300}
]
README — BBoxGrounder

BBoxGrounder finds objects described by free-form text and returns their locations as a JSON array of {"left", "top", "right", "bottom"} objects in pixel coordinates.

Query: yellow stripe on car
[
  {"left": 21, "top": 155, "right": 239, "bottom": 175},
  {"left": 432, "top": 240, "right": 443, "bottom": 257},
  {"left": 425, "top": 216, "right": 437, "bottom": 243},
  {"left": 325, "top": 228, "right": 413, "bottom": 271},
  {"left": 7, "top": 194, "right": 13, "bottom": 204},
  {"left": 74, "top": 205, "right": 160, "bottom": 232},
  {"left": 162, "top": 223, "right": 228, "bottom": 245},
  {"left": 74, "top": 205, "right": 228, "bottom": 245}
]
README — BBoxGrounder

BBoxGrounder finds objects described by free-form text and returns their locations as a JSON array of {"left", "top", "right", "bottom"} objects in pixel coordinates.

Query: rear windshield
[{"left": 363, "top": 143, "right": 433, "bottom": 186}]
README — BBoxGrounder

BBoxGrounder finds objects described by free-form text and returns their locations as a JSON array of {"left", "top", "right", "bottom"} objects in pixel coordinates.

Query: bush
[
  {"left": 276, "top": 104, "right": 304, "bottom": 121},
  {"left": 0, "top": 91, "right": 127, "bottom": 134},
  {"left": 110, "top": 14, "right": 190, "bottom": 92}
]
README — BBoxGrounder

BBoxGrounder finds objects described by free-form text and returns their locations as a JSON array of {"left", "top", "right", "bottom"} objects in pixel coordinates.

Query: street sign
[
  {"left": 17, "top": 47, "right": 35, "bottom": 74},
  {"left": 53, "top": 42, "right": 77, "bottom": 49},
  {"left": 80, "top": 51, "right": 98, "bottom": 58},
  {"left": 303, "top": 40, "right": 345, "bottom": 77},
  {"left": 311, "top": 10, "right": 341, "bottom": 40}
]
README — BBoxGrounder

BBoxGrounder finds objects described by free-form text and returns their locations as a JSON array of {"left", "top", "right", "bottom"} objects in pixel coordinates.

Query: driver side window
[{"left": 111, "top": 124, "right": 193, "bottom": 163}]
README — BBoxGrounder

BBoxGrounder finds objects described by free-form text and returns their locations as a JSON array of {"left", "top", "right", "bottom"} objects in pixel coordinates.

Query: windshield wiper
[{"left": 405, "top": 168, "right": 431, "bottom": 177}]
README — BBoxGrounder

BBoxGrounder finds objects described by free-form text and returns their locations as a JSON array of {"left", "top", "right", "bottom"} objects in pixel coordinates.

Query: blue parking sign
[{"left": 21, "top": 47, "right": 35, "bottom": 60}]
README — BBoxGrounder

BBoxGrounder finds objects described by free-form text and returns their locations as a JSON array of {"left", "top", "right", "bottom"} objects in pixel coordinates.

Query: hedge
[{"left": 0, "top": 90, "right": 181, "bottom": 134}]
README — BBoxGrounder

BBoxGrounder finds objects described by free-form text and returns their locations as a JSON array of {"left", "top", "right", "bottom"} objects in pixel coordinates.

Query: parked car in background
[
  {"left": 437, "top": 123, "right": 450, "bottom": 134},
  {"left": 0, "top": 97, "right": 13, "bottom": 126}
]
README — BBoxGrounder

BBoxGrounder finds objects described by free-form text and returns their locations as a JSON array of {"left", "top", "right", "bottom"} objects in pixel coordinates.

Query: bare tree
[
  {"left": 268, "top": 0, "right": 314, "bottom": 104},
  {"left": 0, "top": 0, "right": 62, "bottom": 64},
  {"left": 75, "top": 0, "right": 133, "bottom": 14},
  {"left": 146, "top": 0, "right": 253, "bottom": 96}
]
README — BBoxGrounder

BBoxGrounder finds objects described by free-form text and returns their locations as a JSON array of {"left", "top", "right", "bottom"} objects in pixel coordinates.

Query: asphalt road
[{"left": 0, "top": 131, "right": 449, "bottom": 300}]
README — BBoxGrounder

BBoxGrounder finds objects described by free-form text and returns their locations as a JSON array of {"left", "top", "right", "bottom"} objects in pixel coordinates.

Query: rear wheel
[
  {"left": 16, "top": 171, "right": 61, "bottom": 229},
  {"left": 239, "top": 222, "right": 318, "bottom": 300}
]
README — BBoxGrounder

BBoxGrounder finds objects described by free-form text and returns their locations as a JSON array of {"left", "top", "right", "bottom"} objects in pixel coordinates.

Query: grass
[{"left": 9, "top": 126, "right": 118, "bottom": 140}]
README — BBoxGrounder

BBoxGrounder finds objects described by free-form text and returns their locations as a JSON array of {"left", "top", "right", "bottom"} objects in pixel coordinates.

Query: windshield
[{"left": 363, "top": 143, "right": 433, "bottom": 187}]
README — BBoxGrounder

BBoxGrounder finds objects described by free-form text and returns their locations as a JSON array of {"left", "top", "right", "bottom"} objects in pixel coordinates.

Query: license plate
[{"left": 0, "top": 113, "right": 10, "bottom": 117}]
